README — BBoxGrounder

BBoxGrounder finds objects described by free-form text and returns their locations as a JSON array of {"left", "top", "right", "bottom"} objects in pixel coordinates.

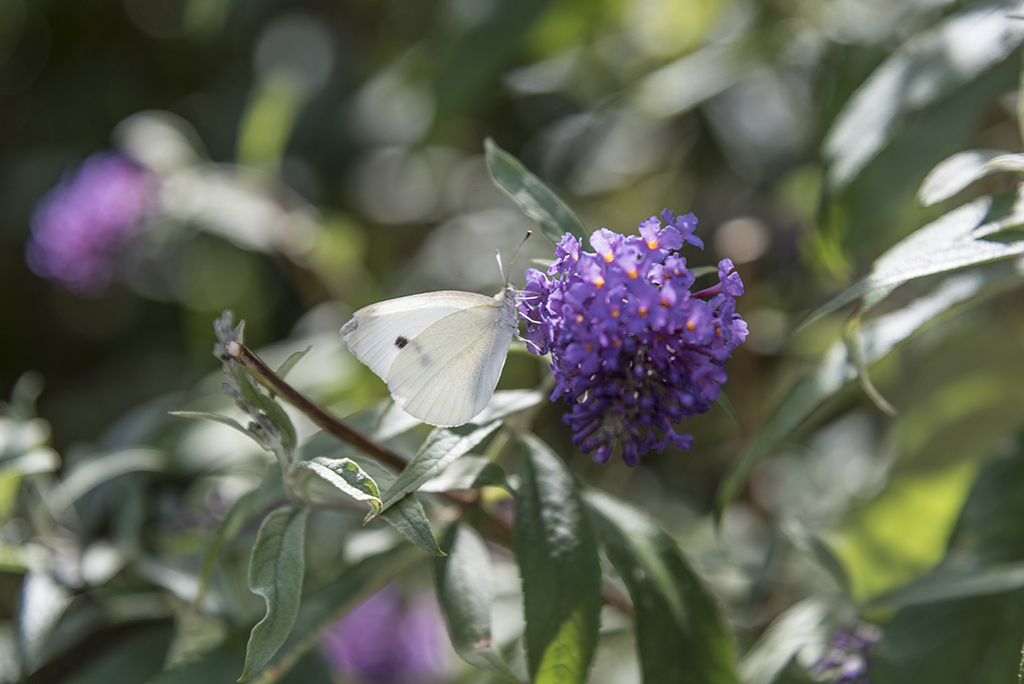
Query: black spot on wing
[{"left": 395, "top": 336, "right": 409, "bottom": 349}]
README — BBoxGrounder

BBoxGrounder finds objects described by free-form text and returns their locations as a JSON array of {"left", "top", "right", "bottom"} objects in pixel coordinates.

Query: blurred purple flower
[
  {"left": 25, "top": 151, "right": 156, "bottom": 296},
  {"left": 320, "top": 584, "right": 449, "bottom": 684},
  {"left": 812, "top": 624, "right": 880, "bottom": 684},
  {"left": 519, "top": 210, "right": 747, "bottom": 466}
]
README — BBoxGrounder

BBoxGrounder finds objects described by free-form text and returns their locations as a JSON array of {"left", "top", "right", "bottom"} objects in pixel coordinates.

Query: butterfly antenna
[{"left": 504, "top": 230, "right": 533, "bottom": 286}]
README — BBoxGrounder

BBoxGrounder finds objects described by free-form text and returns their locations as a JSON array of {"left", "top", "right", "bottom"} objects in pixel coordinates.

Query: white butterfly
[{"left": 340, "top": 238, "right": 530, "bottom": 428}]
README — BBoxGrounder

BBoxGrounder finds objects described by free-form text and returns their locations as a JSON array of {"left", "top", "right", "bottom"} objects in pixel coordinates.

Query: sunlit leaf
[
  {"left": 55, "top": 448, "right": 167, "bottom": 515},
  {"left": 469, "top": 389, "right": 545, "bottom": 426},
  {"left": 196, "top": 463, "right": 285, "bottom": 605},
  {"left": 515, "top": 435, "right": 601, "bottom": 684},
  {"left": 823, "top": 2, "right": 1024, "bottom": 194},
  {"left": 738, "top": 598, "right": 832, "bottom": 684},
  {"left": 18, "top": 571, "right": 72, "bottom": 673},
  {"left": 804, "top": 188, "right": 1024, "bottom": 324},
  {"left": 418, "top": 455, "right": 514, "bottom": 494},
  {"left": 917, "top": 149, "right": 1009, "bottom": 206},
  {"left": 485, "top": 138, "right": 588, "bottom": 244},
  {"left": 240, "top": 507, "right": 308, "bottom": 681},
  {"left": 379, "top": 421, "right": 501, "bottom": 510},
  {"left": 718, "top": 265, "right": 1019, "bottom": 520},
  {"left": 587, "top": 491, "right": 739, "bottom": 684},
  {"left": 436, "top": 524, "right": 522, "bottom": 683},
  {"left": 293, "top": 456, "right": 381, "bottom": 515}
]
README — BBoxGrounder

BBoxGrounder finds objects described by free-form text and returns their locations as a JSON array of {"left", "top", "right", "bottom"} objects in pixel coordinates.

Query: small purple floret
[
  {"left": 518, "top": 210, "right": 747, "bottom": 466},
  {"left": 813, "top": 624, "right": 880, "bottom": 684},
  {"left": 319, "top": 584, "right": 449, "bottom": 684},
  {"left": 25, "top": 152, "right": 155, "bottom": 296}
]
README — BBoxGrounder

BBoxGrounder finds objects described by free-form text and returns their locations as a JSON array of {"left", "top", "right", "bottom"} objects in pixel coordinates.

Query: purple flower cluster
[
  {"left": 812, "top": 625, "right": 880, "bottom": 684},
  {"left": 25, "top": 152, "right": 155, "bottom": 296},
  {"left": 320, "top": 584, "right": 449, "bottom": 684},
  {"left": 519, "top": 210, "right": 747, "bottom": 466}
]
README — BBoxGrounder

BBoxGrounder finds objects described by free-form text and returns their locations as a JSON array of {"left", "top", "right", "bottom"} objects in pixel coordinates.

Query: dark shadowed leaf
[
  {"left": 436, "top": 524, "right": 522, "bottom": 683},
  {"left": 485, "top": 138, "right": 588, "bottom": 244},
  {"left": 64, "top": 624, "right": 173, "bottom": 684},
  {"left": 240, "top": 507, "right": 308, "bottom": 681},
  {"left": 515, "top": 435, "right": 601, "bottom": 684},
  {"left": 196, "top": 462, "right": 285, "bottom": 605},
  {"left": 587, "top": 491, "right": 739, "bottom": 684}
]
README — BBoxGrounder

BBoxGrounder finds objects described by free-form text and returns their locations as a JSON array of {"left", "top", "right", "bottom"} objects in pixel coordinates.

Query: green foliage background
[{"left": 3, "top": 0, "right": 1024, "bottom": 682}]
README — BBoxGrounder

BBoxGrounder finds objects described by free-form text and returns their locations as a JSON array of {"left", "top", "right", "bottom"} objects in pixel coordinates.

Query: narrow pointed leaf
[
  {"left": 274, "top": 347, "right": 311, "bottom": 380},
  {"left": 485, "top": 138, "right": 587, "bottom": 243},
  {"left": 917, "top": 149, "right": 1009, "bottom": 206},
  {"left": 169, "top": 411, "right": 249, "bottom": 437},
  {"left": 197, "top": 463, "right": 285, "bottom": 604},
  {"left": 718, "top": 266, "right": 1017, "bottom": 520},
  {"left": 240, "top": 507, "right": 307, "bottom": 681},
  {"left": 436, "top": 524, "right": 521, "bottom": 683},
  {"left": 380, "top": 421, "right": 501, "bottom": 510},
  {"left": 418, "top": 455, "right": 514, "bottom": 494},
  {"left": 247, "top": 545, "right": 421, "bottom": 684},
  {"left": 587, "top": 490, "right": 739, "bottom": 684},
  {"left": 515, "top": 435, "right": 601, "bottom": 684},
  {"left": 379, "top": 495, "right": 445, "bottom": 557},
  {"left": 804, "top": 187, "right": 1024, "bottom": 325}
]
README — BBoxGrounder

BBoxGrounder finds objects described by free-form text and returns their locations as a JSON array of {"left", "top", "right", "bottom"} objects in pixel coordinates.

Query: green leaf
[
  {"left": 379, "top": 495, "right": 445, "bottom": 557},
  {"left": 586, "top": 491, "right": 739, "bottom": 684},
  {"left": 780, "top": 518, "right": 851, "bottom": 595},
  {"left": 63, "top": 624, "right": 173, "bottom": 684},
  {"left": 344, "top": 456, "right": 444, "bottom": 556},
  {"left": 274, "top": 347, "right": 311, "bottom": 381},
  {"left": 418, "top": 455, "right": 514, "bottom": 494},
  {"left": 246, "top": 545, "right": 421, "bottom": 684},
  {"left": 293, "top": 457, "right": 381, "bottom": 515},
  {"left": 515, "top": 435, "right": 601, "bottom": 684},
  {"left": 718, "top": 266, "right": 1015, "bottom": 520},
  {"left": 380, "top": 421, "right": 501, "bottom": 510},
  {"left": 871, "top": 562, "right": 1024, "bottom": 609},
  {"left": 196, "top": 463, "right": 285, "bottom": 605},
  {"left": 436, "top": 524, "right": 522, "bottom": 683},
  {"left": 240, "top": 507, "right": 308, "bottom": 681},
  {"left": 485, "top": 138, "right": 588, "bottom": 244},
  {"left": 469, "top": 389, "right": 545, "bottom": 426},
  {"left": 55, "top": 448, "right": 167, "bottom": 515},
  {"left": 917, "top": 149, "right": 1009, "bottom": 207},
  {"left": 823, "top": 2, "right": 1024, "bottom": 194},
  {"left": 738, "top": 598, "right": 831, "bottom": 684},
  {"left": 169, "top": 411, "right": 249, "bottom": 437},
  {"left": 237, "top": 371, "right": 297, "bottom": 450},
  {"left": 804, "top": 188, "right": 1024, "bottom": 325}
]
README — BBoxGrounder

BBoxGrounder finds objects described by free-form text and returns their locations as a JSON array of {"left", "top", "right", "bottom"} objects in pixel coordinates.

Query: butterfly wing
[
  {"left": 340, "top": 291, "right": 495, "bottom": 380},
  {"left": 386, "top": 297, "right": 516, "bottom": 427}
]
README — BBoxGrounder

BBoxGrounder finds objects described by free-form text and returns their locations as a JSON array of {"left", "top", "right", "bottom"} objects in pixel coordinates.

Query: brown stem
[{"left": 225, "top": 340, "right": 407, "bottom": 472}]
